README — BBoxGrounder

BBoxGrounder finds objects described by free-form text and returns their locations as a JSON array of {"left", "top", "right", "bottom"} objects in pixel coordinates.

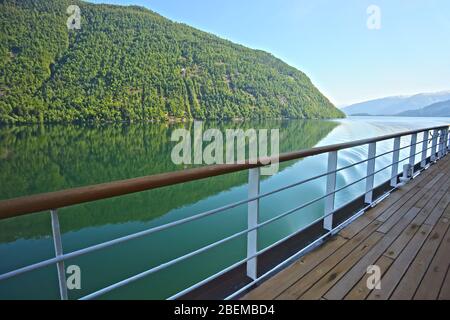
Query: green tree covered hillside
[{"left": 0, "top": 0, "right": 345, "bottom": 123}]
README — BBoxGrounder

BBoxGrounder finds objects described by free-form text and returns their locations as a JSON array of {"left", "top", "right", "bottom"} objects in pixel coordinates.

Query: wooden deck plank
[
  {"left": 376, "top": 172, "right": 448, "bottom": 233},
  {"left": 414, "top": 220, "right": 450, "bottom": 299},
  {"left": 325, "top": 160, "right": 448, "bottom": 299},
  {"left": 241, "top": 234, "right": 347, "bottom": 300},
  {"left": 383, "top": 177, "right": 450, "bottom": 260},
  {"left": 241, "top": 155, "right": 450, "bottom": 300},
  {"left": 299, "top": 232, "right": 384, "bottom": 300},
  {"left": 376, "top": 172, "right": 445, "bottom": 223},
  {"left": 275, "top": 221, "right": 382, "bottom": 299},
  {"left": 424, "top": 192, "right": 450, "bottom": 226},
  {"left": 323, "top": 206, "right": 422, "bottom": 300},
  {"left": 344, "top": 255, "right": 394, "bottom": 300},
  {"left": 339, "top": 163, "right": 443, "bottom": 239},
  {"left": 367, "top": 223, "right": 432, "bottom": 300},
  {"left": 438, "top": 266, "right": 450, "bottom": 300},
  {"left": 383, "top": 219, "right": 421, "bottom": 260},
  {"left": 390, "top": 213, "right": 450, "bottom": 299}
]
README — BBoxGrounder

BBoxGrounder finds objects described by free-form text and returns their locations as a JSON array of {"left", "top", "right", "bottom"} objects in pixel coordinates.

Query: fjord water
[{"left": 0, "top": 117, "right": 448, "bottom": 299}]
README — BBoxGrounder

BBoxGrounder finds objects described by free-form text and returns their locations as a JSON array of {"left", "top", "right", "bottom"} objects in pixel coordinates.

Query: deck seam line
[
  {"left": 285, "top": 161, "right": 444, "bottom": 299},
  {"left": 412, "top": 203, "right": 450, "bottom": 299},
  {"left": 273, "top": 221, "right": 381, "bottom": 300},
  {"left": 437, "top": 265, "right": 450, "bottom": 300},
  {"left": 243, "top": 155, "right": 450, "bottom": 300},
  {"left": 386, "top": 225, "right": 435, "bottom": 299},
  {"left": 331, "top": 158, "right": 450, "bottom": 299},
  {"left": 295, "top": 229, "right": 386, "bottom": 300},
  {"left": 376, "top": 177, "right": 450, "bottom": 299},
  {"left": 267, "top": 235, "right": 350, "bottom": 300},
  {"left": 376, "top": 171, "right": 450, "bottom": 234},
  {"left": 323, "top": 194, "right": 428, "bottom": 300}
]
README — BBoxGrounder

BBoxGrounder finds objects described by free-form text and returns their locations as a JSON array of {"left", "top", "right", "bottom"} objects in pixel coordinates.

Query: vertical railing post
[
  {"left": 324, "top": 151, "right": 337, "bottom": 231},
  {"left": 438, "top": 129, "right": 445, "bottom": 159},
  {"left": 444, "top": 128, "right": 448, "bottom": 154},
  {"left": 365, "top": 142, "right": 377, "bottom": 204},
  {"left": 409, "top": 133, "right": 417, "bottom": 171},
  {"left": 51, "top": 209, "right": 68, "bottom": 300},
  {"left": 247, "top": 168, "right": 260, "bottom": 280},
  {"left": 421, "top": 130, "right": 429, "bottom": 168},
  {"left": 391, "top": 137, "right": 401, "bottom": 187},
  {"left": 447, "top": 128, "right": 450, "bottom": 152},
  {"left": 437, "top": 130, "right": 442, "bottom": 159},
  {"left": 431, "top": 129, "right": 438, "bottom": 162},
  {"left": 443, "top": 128, "right": 449, "bottom": 155}
]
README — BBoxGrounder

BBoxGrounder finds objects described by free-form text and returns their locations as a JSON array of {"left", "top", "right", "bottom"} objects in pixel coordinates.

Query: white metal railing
[{"left": 0, "top": 125, "right": 449, "bottom": 300}]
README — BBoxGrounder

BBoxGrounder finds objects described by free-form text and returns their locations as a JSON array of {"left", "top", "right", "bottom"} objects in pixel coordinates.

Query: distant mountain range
[
  {"left": 342, "top": 91, "right": 450, "bottom": 116},
  {"left": 396, "top": 99, "right": 450, "bottom": 117}
]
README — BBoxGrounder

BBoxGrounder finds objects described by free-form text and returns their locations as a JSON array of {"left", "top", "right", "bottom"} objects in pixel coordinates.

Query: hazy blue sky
[{"left": 89, "top": 0, "right": 450, "bottom": 106}]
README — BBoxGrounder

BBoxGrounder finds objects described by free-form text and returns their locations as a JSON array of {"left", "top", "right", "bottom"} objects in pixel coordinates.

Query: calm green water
[{"left": 0, "top": 117, "right": 448, "bottom": 299}]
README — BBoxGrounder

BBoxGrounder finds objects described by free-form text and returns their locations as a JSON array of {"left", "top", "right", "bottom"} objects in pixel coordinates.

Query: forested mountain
[
  {"left": 396, "top": 99, "right": 450, "bottom": 117},
  {"left": 342, "top": 91, "right": 450, "bottom": 116},
  {"left": 0, "top": 120, "right": 338, "bottom": 241},
  {"left": 0, "top": 0, "right": 344, "bottom": 123}
]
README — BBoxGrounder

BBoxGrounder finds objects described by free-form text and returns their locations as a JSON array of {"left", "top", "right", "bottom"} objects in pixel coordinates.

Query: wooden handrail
[{"left": 0, "top": 124, "right": 448, "bottom": 220}]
